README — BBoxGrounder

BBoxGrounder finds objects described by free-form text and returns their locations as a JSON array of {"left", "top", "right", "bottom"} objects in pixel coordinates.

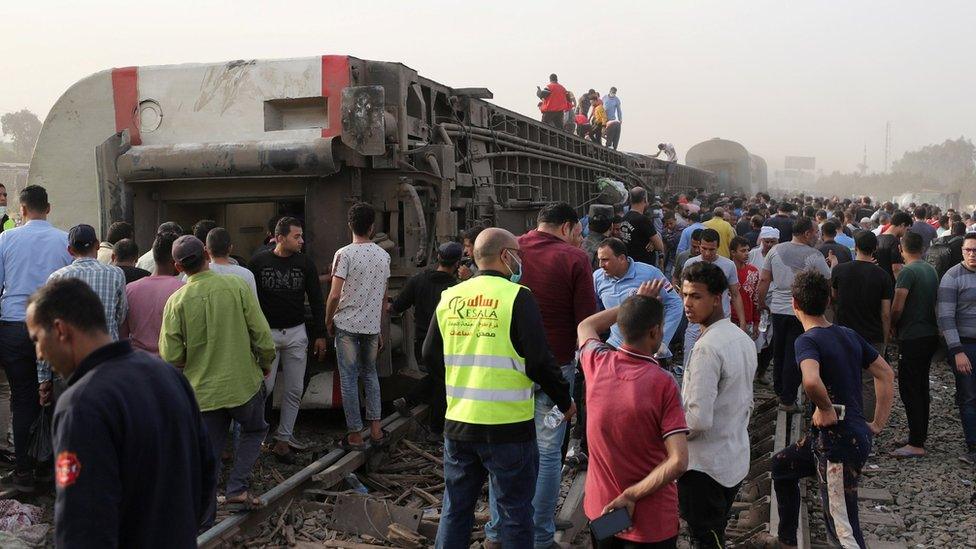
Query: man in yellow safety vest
[{"left": 424, "top": 227, "right": 575, "bottom": 548}]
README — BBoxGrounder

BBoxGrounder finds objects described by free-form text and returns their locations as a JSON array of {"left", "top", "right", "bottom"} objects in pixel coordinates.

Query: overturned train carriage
[{"left": 27, "top": 55, "right": 713, "bottom": 406}]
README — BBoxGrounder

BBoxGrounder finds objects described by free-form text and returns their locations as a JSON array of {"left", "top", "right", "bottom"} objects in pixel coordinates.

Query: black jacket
[
  {"left": 422, "top": 271, "right": 572, "bottom": 443},
  {"left": 392, "top": 268, "right": 458, "bottom": 362},
  {"left": 53, "top": 341, "right": 215, "bottom": 548}
]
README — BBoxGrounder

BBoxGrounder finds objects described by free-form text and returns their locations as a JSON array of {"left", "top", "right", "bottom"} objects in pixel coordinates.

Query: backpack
[{"left": 926, "top": 236, "right": 961, "bottom": 279}]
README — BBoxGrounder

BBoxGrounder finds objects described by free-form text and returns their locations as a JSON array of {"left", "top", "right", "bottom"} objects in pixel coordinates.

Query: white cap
[{"left": 759, "top": 226, "right": 780, "bottom": 240}]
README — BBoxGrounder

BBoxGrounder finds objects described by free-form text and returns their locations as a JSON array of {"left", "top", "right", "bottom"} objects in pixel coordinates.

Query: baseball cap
[
  {"left": 172, "top": 235, "right": 205, "bottom": 265},
  {"left": 68, "top": 224, "right": 97, "bottom": 251},
  {"left": 437, "top": 242, "right": 463, "bottom": 263}
]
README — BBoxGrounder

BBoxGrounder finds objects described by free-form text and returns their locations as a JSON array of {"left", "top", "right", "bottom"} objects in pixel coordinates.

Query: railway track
[{"left": 198, "top": 391, "right": 809, "bottom": 548}]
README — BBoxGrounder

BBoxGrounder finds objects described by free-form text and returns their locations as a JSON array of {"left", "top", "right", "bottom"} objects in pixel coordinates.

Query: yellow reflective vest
[{"left": 435, "top": 275, "right": 534, "bottom": 425}]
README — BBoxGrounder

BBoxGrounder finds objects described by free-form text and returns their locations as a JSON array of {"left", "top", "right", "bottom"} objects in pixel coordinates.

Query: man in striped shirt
[{"left": 936, "top": 232, "right": 976, "bottom": 465}]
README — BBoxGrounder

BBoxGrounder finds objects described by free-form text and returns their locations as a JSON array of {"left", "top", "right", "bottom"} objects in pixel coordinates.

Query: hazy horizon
[{"left": 4, "top": 0, "right": 975, "bottom": 174}]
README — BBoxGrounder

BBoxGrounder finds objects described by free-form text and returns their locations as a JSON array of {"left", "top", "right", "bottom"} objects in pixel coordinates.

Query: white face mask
[{"left": 0, "top": 206, "right": 7, "bottom": 219}]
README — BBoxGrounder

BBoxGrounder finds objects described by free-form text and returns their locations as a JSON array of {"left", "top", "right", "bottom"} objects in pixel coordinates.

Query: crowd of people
[
  {"left": 0, "top": 179, "right": 974, "bottom": 548},
  {"left": 536, "top": 74, "right": 624, "bottom": 149}
]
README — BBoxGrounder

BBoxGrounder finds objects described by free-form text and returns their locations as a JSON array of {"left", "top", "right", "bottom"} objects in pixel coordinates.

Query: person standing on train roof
[{"left": 537, "top": 73, "right": 572, "bottom": 129}]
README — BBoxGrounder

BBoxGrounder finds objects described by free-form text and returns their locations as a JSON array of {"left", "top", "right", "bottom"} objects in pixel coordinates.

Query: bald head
[{"left": 473, "top": 227, "right": 518, "bottom": 271}]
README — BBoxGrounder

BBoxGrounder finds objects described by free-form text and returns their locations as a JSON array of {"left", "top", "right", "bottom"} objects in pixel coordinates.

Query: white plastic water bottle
[
  {"left": 543, "top": 404, "right": 566, "bottom": 429},
  {"left": 758, "top": 310, "right": 771, "bottom": 333}
]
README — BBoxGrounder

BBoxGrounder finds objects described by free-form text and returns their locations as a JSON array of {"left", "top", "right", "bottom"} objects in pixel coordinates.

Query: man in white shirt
[
  {"left": 205, "top": 228, "right": 257, "bottom": 297},
  {"left": 677, "top": 261, "right": 757, "bottom": 548}
]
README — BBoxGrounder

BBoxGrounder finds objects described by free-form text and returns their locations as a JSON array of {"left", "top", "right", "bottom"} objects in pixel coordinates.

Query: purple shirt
[{"left": 121, "top": 275, "right": 185, "bottom": 354}]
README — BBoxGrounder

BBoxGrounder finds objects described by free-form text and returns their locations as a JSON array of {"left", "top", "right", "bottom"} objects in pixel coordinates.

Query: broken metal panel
[
  {"left": 340, "top": 86, "right": 386, "bottom": 155},
  {"left": 325, "top": 494, "right": 422, "bottom": 541}
]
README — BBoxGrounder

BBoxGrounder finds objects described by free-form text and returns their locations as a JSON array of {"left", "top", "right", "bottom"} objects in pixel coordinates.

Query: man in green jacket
[{"left": 159, "top": 235, "right": 275, "bottom": 526}]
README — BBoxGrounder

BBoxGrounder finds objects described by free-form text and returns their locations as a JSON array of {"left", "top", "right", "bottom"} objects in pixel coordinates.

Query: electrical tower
[{"left": 857, "top": 143, "right": 868, "bottom": 175}]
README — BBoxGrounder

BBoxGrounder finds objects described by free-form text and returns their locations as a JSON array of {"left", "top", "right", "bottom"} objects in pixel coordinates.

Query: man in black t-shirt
[
  {"left": 875, "top": 211, "right": 911, "bottom": 282},
  {"left": 831, "top": 230, "right": 892, "bottom": 421},
  {"left": 250, "top": 217, "right": 326, "bottom": 463},
  {"left": 816, "top": 221, "right": 852, "bottom": 266},
  {"left": 619, "top": 187, "right": 663, "bottom": 266},
  {"left": 391, "top": 242, "right": 462, "bottom": 439},
  {"left": 764, "top": 203, "right": 794, "bottom": 243}
]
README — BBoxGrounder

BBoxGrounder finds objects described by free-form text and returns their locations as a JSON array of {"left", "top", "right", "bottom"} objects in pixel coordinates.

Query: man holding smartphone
[
  {"left": 772, "top": 271, "right": 895, "bottom": 549},
  {"left": 577, "top": 280, "right": 689, "bottom": 548}
]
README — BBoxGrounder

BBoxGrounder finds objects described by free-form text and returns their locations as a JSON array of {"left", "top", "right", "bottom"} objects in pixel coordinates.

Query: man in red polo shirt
[
  {"left": 537, "top": 73, "right": 572, "bottom": 128},
  {"left": 484, "top": 201, "right": 596, "bottom": 549},
  {"left": 578, "top": 280, "right": 689, "bottom": 548}
]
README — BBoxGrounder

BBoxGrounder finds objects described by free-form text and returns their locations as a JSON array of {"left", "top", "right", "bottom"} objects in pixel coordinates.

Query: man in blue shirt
[
  {"left": 602, "top": 87, "right": 622, "bottom": 122},
  {"left": 677, "top": 211, "right": 705, "bottom": 254},
  {"left": 594, "top": 238, "right": 683, "bottom": 359},
  {"left": 772, "top": 271, "right": 894, "bottom": 549},
  {"left": 0, "top": 185, "right": 72, "bottom": 491}
]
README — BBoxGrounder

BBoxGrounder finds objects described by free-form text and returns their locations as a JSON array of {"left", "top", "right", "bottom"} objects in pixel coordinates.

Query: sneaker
[
  {"left": 960, "top": 450, "right": 976, "bottom": 466},
  {"left": 0, "top": 470, "right": 34, "bottom": 493},
  {"left": 393, "top": 397, "right": 411, "bottom": 418}
]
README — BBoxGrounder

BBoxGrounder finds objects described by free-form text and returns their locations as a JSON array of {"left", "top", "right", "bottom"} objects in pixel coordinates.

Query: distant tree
[
  {"left": 0, "top": 110, "right": 42, "bottom": 161},
  {"left": 891, "top": 137, "right": 976, "bottom": 189}
]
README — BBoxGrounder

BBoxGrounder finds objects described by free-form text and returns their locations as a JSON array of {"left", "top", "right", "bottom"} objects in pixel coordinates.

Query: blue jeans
[
  {"left": 954, "top": 344, "right": 976, "bottom": 448},
  {"left": 436, "top": 438, "right": 538, "bottom": 549},
  {"left": 334, "top": 328, "right": 381, "bottom": 433},
  {"left": 486, "top": 361, "right": 576, "bottom": 547}
]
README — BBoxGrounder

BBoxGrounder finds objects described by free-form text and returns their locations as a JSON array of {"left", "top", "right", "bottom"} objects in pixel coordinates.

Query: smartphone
[
  {"left": 832, "top": 404, "right": 846, "bottom": 421},
  {"left": 590, "top": 507, "right": 632, "bottom": 541}
]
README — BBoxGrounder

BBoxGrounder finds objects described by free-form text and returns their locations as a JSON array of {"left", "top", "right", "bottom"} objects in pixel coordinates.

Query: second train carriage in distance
[
  {"left": 685, "top": 137, "right": 768, "bottom": 196},
  {"left": 24, "top": 54, "right": 715, "bottom": 407}
]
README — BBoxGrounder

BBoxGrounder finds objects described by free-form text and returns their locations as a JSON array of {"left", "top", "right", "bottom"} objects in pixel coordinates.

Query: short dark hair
[
  {"left": 629, "top": 187, "right": 648, "bottom": 206},
  {"left": 267, "top": 215, "right": 284, "bottom": 235},
  {"left": 815, "top": 210, "right": 828, "bottom": 220},
  {"left": 730, "top": 236, "right": 750, "bottom": 252},
  {"left": 914, "top": 206, "right": 927, "bottom": 219},
  {"left": 901, "top": 231, "right": 923, "bottom": 254},
  {"left": 463, "top": 225, "right": 485, "bottom": 244},
  {"left": 792, "top": 270, "right": 830, "bottom": 316},
  {"left": 206, "top": 227, "right": 232, "bottom": 257},
  {"left": 347, "top": 203, "right": 375, "bottom": 237},
  {"left": 152, "top": 232, "right": 179, "bottom": 265},
  {"left": 891, "top": 211, "right": 912, "bottom": 228},
  {"left": 821, "top": 220, "right": 838, "bottom": 237},
  {"left": 549, "top": 73, "right": 558, "bottom": 82},
  {"left": 19, "top": 185, "right": 49, "bottom": 212},
  {"left": 793, "top": 217, "right": 815, "bottom": 235},
  {"left": 951, "top": 221, "right": 966, "bottom": 236},
  {"left": 28, "top": 278, "right": 107, "bottom": 335},
  {"left": 682, "top": 261, "right": 728, "bottom": 296},
  {"left": 106, "top": 221, "right": 134, "bottom": 244},
  {"left": 618, "top": 295, "right": 664, "bottom": 343},
  {"left": 966, "top": 233, "right": 976, "bottom": 244},
  {"left": 691, "top": 228, "right": 704, "bottom": 241},
  {"left": 537, "top": 202, "right": 579, "bottom": 226},
  {"left": 699, "top": 228, "right": 720, "bottom": 244},
  {"left": 192, "top": 219, "right": 218, "bottom": 243},
  {"left": 112, "top": 238, "right": 139, "bottom": 262},
  {"left": 157, "top": 221, "right": 183, "bottom": 236},
  {"left": 589, "top": 214, "right": 612, "bottom": 235},
  {"left": 751, "top": 214, "right": 763, "bottom": 229},
  {"left": 275, "top": 216, "right": 304, "bottom": 238},
  {"left": 854, "top": 230, "right": 878, "bottom": 254},
  {"left": 597, "top": 237, "right": 627, "bottom": 257}
]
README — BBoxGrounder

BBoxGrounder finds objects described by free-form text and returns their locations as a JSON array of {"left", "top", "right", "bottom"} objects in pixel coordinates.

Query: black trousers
[
  {"left": 408, "top": 341, "right": 446, "bottom": 434},
  {"left": 677, "top": 470, "right": 740, "bottom": 548},
  {"left": 0, "top": 322, "right": 40, "bottom": 473},
  {"left": 591, "top": 533, "right": 677, "bottom": 548},
  {"left": 541, "top": 111, "right": 564, "bottom": 128},
  {"left": 757, "top": 340, "right": 774, "bottom": 380},
  {"left": 898, "top": 335, "right": 939, "bottom": 447},
  {"left": 771, "top": 314, "right": 804, "bottom": 405}
]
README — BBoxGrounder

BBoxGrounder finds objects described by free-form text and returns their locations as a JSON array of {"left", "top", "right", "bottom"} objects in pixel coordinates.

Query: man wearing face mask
[
  {"left": 424, "top": 228, "right": 575, "bottom": 548},
  {"left": 482, "top": 202, "right": 595, "bottom": 549}
]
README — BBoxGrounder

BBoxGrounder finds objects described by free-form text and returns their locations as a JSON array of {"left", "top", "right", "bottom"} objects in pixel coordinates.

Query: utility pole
[{"left": 857, "top": 143, "right": 868, "bottom": 175}]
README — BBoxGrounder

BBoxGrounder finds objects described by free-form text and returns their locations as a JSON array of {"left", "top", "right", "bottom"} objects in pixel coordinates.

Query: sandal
[
  {"left": 223, "top": 492, "right": 265, "bottom": 512},
  {"left": 890, "top": 446, "right": 925, "bottom": 459},
  {"left": 370, "top": 428, "right": 391, "bottom": 447},
  {"left": 340, "top": 437, "right": 370, "bottom": 452}
]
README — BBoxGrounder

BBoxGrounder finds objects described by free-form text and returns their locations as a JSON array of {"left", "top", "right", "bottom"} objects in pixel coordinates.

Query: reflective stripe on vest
[{"left": 436, "top": 275, "right": 534, "bottom": 425}]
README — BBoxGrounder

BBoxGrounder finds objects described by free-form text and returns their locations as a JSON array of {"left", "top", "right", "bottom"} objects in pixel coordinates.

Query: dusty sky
[{"left": 4, "top": 0, "right": 975, "bottom": 174}]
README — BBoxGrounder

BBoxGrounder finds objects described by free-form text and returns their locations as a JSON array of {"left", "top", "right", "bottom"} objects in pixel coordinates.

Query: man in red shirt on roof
[
  {"left": 537, "top": 73, "right": 572, "bottom": 128},
  {"left": 577, "top": 279, "right": 689, "bottom": 548},
  {"left": 484, "top": 202, "right": 597, "bottom": 549}
]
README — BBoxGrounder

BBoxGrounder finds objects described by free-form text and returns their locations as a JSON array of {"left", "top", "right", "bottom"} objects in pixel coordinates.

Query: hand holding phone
[{"left": 590, "top": 507, "right": 632, "bottom": 541}]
